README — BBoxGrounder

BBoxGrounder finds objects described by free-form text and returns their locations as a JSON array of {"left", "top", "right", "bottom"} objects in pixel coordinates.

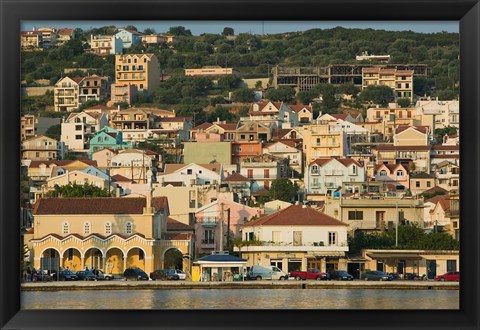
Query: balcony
[{"left": 200, "top": 239, "right": 215, "bottom": 249}]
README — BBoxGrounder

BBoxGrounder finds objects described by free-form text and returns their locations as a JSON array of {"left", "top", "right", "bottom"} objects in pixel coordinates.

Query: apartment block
[
  {"left": 115, "top": 54, "right": 160, "bottom": 92},
  {"left": 362, "top": 68, "right": 414, "bottom": 101},
  {"left": 90, "top": 34, "right": 123, "bottom": 56}
]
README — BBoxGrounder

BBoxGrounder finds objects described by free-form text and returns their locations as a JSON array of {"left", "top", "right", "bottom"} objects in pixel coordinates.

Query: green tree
[
  {"left": 359, "top": 85, "right": 395, "bottom": 106},
  {"left": 217, "top": 75, "right": 242, "bottom": 90},
  {"left": 434, "top": 126, "right": 457, "bottom": 141},
  {"left": 397, "top": 98, "right": 411, "bottom": 108},
  {"left": 46, "top": 183, "right": 111, "bottom": 197},
  {"left": 232, "top": 88, "right": 255, "bottom": 103},
  {"left": 44, "top": 124, "right": 61, "bottom": 140},
  {"left": 268, "top": 178, "right": 299, "bottom": 202},
  {"left": 143, "top": 28, "right": 156, "bottom": 35},
  {"left": 168, "top": 26, "right": 192, "bottom": 36},
  {"left": 222, "top": 27, "right": 234, "bottom": 36},
  {"left": 125, "top": 25, "right": 138, "bottom": 32},
  {"left": 265, "top": 86, "right": 296, "bottom": 102}
]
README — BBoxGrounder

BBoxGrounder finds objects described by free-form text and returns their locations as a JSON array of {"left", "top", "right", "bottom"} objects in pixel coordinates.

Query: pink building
[
  {"left": 194, "top": 198, "right": 262, "bottom": 255},
  {"left": 373, "top": 163, "right": 410, "bottom": 190},
  {"left": 194, "top": 131, "right": 224, "bottom": 142}
]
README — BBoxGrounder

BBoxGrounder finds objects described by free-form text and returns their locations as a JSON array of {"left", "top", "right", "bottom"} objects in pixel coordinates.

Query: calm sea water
[{"left": 21, "top": 289, "right": 459, "bottom": 309}]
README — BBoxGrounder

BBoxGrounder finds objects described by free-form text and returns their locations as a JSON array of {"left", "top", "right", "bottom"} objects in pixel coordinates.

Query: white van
[{"left": 247, "top": 265, "right": 289, "bottom": 280}]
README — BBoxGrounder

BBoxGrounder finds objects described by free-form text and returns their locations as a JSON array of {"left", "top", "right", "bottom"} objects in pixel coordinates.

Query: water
[{"left": 21, "top": 289, "right": 459, "bottom": 309}]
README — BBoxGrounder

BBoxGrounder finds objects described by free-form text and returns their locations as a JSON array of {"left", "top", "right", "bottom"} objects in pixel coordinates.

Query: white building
[
  {"left": 235, "top": 205, "right": 349, "bottom": 273},
  {"left": 415, "top": 99, "right": 459, "bottom": 130},
  {"left": 304, "top": 158, "right": 365, "bottom": 195},
  {"left": 158, "top": 163, "right": 223, "bottom": 187},
  {"left": 262, "top": 140, "right": 303, "bottom": 174},
  {"left": 61, "top": 111, "right": 108, "bottom": 152}
]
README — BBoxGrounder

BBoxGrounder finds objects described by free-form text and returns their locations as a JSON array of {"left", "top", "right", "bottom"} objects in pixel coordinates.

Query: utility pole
[
  {"left": 396, "top": 201, "right": 399, "bottom": 247},
  {"left": 219, "top": 203, "right": 224, "bottom": 252},
  {"left": 227, "top": 208, "right": 231, "bottom": 250}
]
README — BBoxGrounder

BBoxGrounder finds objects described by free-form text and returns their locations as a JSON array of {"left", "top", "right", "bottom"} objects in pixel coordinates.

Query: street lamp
[{"left": 395, "top": 201, "right": 399, "bottom": 247}]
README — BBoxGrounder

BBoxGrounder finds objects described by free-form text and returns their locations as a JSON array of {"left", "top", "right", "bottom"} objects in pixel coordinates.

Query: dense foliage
[
  {"left": 46, "top": 183, "right": 111, "bottom": 197},
  {"left": 348, "top": 225, "right": 459, "bottom": 254}
]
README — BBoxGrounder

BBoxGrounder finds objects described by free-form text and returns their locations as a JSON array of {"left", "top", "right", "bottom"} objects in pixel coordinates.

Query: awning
[{"left": 366, "top": 253, "right": 422, "bottom": 260}]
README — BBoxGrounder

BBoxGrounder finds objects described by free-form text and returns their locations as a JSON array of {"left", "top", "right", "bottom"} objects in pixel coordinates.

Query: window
[
  {"left": 84, "top": 222, "right": 91, "bottom": 235},
  {"left": 75, "top": 135, "right": 82, "bottom": 140},
  {"left": 204, "top": 229, "right": 214, "bottom": 244},
  {"left": 105, "top": 222, "right": 112, "bottom": 235},
  {"left": 316, "top": 138, "right": 321, "bottom": 146},
  {"left": 348, "top": 211, "right": 363, "bottom": 220},
  {"left": 98, "top": 137, "right": 103, "bottom": 142},
  {"left": 139, "top": 84, "right": 144, "bottom": 89},
  {"left": 447, "top": 260, "right": 457, "bottom": 272},
  {"left": 62, "top": 221, "right": 70, "bottom": 234},
  {"left": 187, "top": 169, "right": 193, "bottom": 175},
  {"left": 328, "top": 232, "right": 337, "bottom": 246},
  {"left": 396, "top": 170, "right": 404, "bottom": 176},
  {"left": 380, "top": 170, "right": 387, "bottom": 176},
  {"left": 416, "top": 181, "right": 420, "bottom": 188},
  {"left": 247, "top": 169, "right": 253, "bottom": 178},
  {"left": 264, "top": 169, "right": 269, "bottom": 178},
  {"left": 352, "top": 165, "right": 356, "bottom": 175},
  {"left": 126, "top": 222, "right": 133, "bottom": 235},
  {"left": 75, "top": 125, "right": 82, "bottom": 131},
  {"left": 311, "top": 165, "right": 319, "bottom": 175},
  {"left": 427, "top": 181, "right": 431, "bottom": 187}
]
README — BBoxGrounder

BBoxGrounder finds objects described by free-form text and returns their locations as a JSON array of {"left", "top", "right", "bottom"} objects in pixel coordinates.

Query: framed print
[{"left": 1, "top": 0, "right": 479, "bottom": 329}]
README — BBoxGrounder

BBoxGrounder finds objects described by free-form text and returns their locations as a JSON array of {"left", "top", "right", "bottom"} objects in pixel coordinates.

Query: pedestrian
[{"left": 26, "top": 266, "right": 32, "bottom": 282}]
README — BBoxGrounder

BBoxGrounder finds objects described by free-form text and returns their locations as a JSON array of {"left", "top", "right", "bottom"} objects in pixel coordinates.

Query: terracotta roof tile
[
  {"left": 111, "top": 174, "right": 131, "bottom": 182},
  {"left": 191, "top": 122, "right": 213, "bottom": 131},
  {"left": 289, "top": 105, "right": 312, "bottom": 113},
  {"left": 167, "top": 217, "right": 194, "bottom": 230},
  {"left": 29, "top": 159, "right": 97, "bottom": 168},
  {"left": 33, "top": 196, "right": 167, "bottom": 215},
  {"left": 224, "top": 173, "right": 249, "bottom": 182},
  {"left": 243, "top": 205, "right": 347, "bottom": 227}
]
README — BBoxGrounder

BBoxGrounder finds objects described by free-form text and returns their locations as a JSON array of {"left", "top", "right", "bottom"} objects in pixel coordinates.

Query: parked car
[
  {"left": 55, "top": 269, "right": 78, "bottom": 281},
  {"left": 328, "top": 270, "right": 354, "bottom": 281},
  {"left": 434, "top": 271, "right": 460, "bottom": 281},
  {"left": 171, "top": 269, "right": 186, "bottom": 280},
  {"left": 361, "top": 271, "right": 394, "bottom": 281},
  {"left": 76, "top": 270, "right": 97, "bottom": 281},
  {"left": 124, "top": 268, "right": 149, "bottom": 281},
  {"left": 32, "top": 270, "right": 53, "bottom": 282},
  {"left": 150, "top": 269, "right": 180, "bottom": 281},
  {"left": 92, "top": 269, "right": 114, "bottom": 281},
  {"left": 289, "top": 268, "right": 328, "bottom": 281},
  {"left": 247, "top": 265, "right": 289, "bottom": 280}
]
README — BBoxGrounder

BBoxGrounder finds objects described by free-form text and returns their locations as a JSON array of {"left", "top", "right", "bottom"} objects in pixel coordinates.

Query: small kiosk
[{"left": 194, "top": 251, "right": 247, "bottom": 282}]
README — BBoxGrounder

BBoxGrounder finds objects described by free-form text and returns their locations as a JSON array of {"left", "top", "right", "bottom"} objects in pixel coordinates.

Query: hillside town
[{"left": 20, "top": 24, "right": 460, "bottom": 283}]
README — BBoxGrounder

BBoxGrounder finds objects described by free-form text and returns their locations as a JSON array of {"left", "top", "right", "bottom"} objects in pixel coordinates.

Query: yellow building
[
  {"left": 362, "top": 68, "right": 414, "bottom": 101},
  {"left": 115, "top": 54, "right": 160, "bottom": 92},
  {"left": 30, "top": 195, "right": 192, "bottom": 275},
  {"left": 21, "top": 135, "right": 58, "bottom": 161},
  {"left": 362, "top": 249, "right": 459, "bottom": 279},
  {"left": 21, "top": 31, "right": 43, "bottom": 50},
  {"left": 302, "top": 120, "right": 347, "bottom": 164}
]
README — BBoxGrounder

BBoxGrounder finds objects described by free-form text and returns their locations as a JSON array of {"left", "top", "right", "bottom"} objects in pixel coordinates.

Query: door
[
  {"left": 397, "top": 260, "right": 405, "bottom": 276},
  {"left": 376, "top": 211, "right": 385, "bottom": 229},
  {"left": 376, "top": 261, "right": 384, "bottom": 272},
  {"left": 426, "top": 260, "right": 437, "bottom": 279}
]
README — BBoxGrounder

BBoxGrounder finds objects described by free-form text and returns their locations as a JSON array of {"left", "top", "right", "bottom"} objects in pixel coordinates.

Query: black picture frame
[{"left": 1, "top": 0, "right": 478, "bottom": 329}]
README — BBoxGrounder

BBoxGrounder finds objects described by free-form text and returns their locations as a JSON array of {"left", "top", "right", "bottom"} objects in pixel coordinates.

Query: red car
[{"left": 434, "top": 271, "right": 460, "bottom": 281}]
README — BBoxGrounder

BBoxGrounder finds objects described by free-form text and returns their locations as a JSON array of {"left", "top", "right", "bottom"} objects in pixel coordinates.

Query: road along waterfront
[{"left": 21, "top": 281, "right": 459, "bottom": 309}]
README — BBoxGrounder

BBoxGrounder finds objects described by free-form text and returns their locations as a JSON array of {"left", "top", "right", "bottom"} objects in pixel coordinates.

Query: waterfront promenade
[{"left": 21, "top": 280, "right": 459, "bottom": 291}]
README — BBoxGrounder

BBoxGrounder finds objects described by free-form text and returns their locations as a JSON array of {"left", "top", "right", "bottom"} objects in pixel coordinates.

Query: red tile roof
[
  {"left": 224, "top": 172, "right": 250, "bottom": 182},
  {"left": 243, "top": 205, "right": 347, "bottom": 227},
  {"left": 252, "top": 188, "right": 269, "bottom": 196},
  {"left": 422, "top": 186, "right": 448, "bottom": 195},
  {"left": 432, "top": 145, "right": 459, "bottom": 151},
  {"left": 167, "top": 217, "right": 194, "bottom": 231},
  {"left": 330, "top": 114, "right": 349, "bottom": 120},
  {"left": 84, "top": 105, "right": 116, "bottom": 111},
  {"left": 33, "top": 197, "right": 167, "bottom": 215},
  {"left": 191, "top": 122, "right": 213, "bottom": 131},
  {"left": 57, "top": 28, "right": 74, "bottom": 36},
  {"left": 111, "top": 174, "right": 131, "bottom": 182},
  {"left": 162, "top": 233, "right": 193, "bottom": 240},
  {"left": 216, "top": 123, "right": 237, "bottom": 131}
]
